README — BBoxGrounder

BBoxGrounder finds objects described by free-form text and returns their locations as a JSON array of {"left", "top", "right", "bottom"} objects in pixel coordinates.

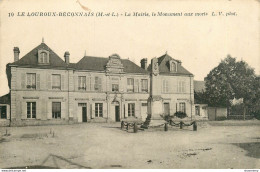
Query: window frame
[
  {"left": 78, "top": 76, "right": 86, "bottom": 91},
  {"left": 52, "top": 102, "right": 61, "bottom": 119},
  {"left": 127, "top": 78, "right": 134, "bottom": 92},
  {"left": 141, "top": 79, "right": 148, "bottom": 92},
  {"left": 95, "top": 103, "right": 103, "bottom": 117},
  {"left": 162, "top": 79, "right": 169, "bottom": 93},
  {"left": 26, "top": 73, "right": 36, "bottom": 90},
  {"left": 179, "top": 102, "right": 186, "bottom": 113},
  {"left": 27, "top": 102, "right": 36, "bottom": 119},
  {"left": 52, "top": 74, "right": 61, "bottom": 90},
  {"left": 128, "top": 103, "right": 135, "bottom": 117}
]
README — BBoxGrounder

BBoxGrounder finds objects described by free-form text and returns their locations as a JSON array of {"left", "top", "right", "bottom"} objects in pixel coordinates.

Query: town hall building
[{"left": 0, "top": 40, "right": 194, "bottom": 126}]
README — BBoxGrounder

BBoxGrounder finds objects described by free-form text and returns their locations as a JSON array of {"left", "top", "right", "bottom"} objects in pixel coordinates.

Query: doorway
[
  {"left": 115, "top": 105, "right": 120, "bottom": 122},
  {"left": 82, "top": 106, "right": 87, "bottom": 122},
  {"left": 164, "top": 103, "right": 170, "bottom": 115}
]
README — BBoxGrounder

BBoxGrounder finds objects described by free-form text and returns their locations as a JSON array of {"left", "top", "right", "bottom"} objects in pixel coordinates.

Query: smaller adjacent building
[
  {"left": 0, "top": 93, "right": 11, "bottom": 126},
  {"left": 194, "top": 80, "right": 208, "bottom": 120}
]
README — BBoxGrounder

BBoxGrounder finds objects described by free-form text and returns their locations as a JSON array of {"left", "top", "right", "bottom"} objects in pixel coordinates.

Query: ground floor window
[
  {"left": 95, "top": 103, "right": 103, "bottom": 117},
  {"left": 128, "top": 103, "right": 135, "bottom": 117},
  {"left": 52, "top": 102, "right": 61, "bottom": 118},
  {"left": 0, "top": 106, "right": 7, "bottom": 119},
  {"left": 27, "top": 102, "right": 36, "bottom": 118},
  {"left": 179, "top": 102, "right": 186, "bottom": 113},
  {"left": 195, "top": 106, "right": 200, "bottom": 116}
]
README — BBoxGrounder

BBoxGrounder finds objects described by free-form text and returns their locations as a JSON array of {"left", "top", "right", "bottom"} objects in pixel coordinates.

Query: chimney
[
  {"left": 13, "top": 47, "right": 20, "bottom": 62},
  {"left": 140, "top": 58, "right": 147, "bottom": 70},
  {"left": 64, "top": 51, "right": 70, "bottom": 64}
]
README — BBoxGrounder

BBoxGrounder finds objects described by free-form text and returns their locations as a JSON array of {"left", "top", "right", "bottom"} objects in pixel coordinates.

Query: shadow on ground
[{"left": 233, "top": 142, "right": 260, "bottom": 159}]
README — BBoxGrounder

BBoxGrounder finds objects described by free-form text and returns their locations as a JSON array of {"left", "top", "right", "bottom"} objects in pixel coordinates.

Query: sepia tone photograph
[{"left": 0, "top": 0, "right": 259, "bottom": 170}]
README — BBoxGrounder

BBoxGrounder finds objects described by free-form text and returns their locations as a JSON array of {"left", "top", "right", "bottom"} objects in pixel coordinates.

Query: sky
[{"left": 0, "top": 0, "right": 259, "bottom": 96}]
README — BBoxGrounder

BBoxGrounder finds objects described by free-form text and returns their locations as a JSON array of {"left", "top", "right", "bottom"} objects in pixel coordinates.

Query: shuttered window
[
  {"left": 52, "top": 74, "right": 61, "bottom": 90},
  {"left": 78, "top": 76, "right": 86, "bottom": 91},
  {"left": 162, "top": 79, "right": 169, "bottom": 93},
  {"left": 179, "top": 102, "right": 186, "bottom": 113},
  {"left": 94, "top": 77, "right": 102, "bottom": 92},
  {"left": 26, "top": 73, "right": 36, "bottom": 89},
  {"left": 141, "top": 79, "right": 148, "bottom": 92},
  {"left": 127, "top": 78, "right": 134, "bottom": 92},
  {"left": 178, "top": 81, "right": 185, "bottom": 93}
]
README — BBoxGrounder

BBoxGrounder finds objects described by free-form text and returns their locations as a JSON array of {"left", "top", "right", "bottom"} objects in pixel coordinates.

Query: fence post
[
  {"left": 134, "top": 123, "right": 138, "bottom": 133},
  {"left": 193, "top": 121, "right": 197, "bottom": 131},
  {"left": 126, "top": 123, "right": 129, "bottom": 131},
  {"left": 121, "top": 121, "right": 124, "bottom": 129},
  {"left": 164, "top": 123, "right": 168, "bottom": 131},
  {"left": 180, "top": 121, "right": 183, "bottom": 129}
]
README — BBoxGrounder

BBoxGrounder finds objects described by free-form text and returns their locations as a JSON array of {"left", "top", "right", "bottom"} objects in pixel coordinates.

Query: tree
[{"left": 205, "top": 55, "right": 257, "bottom": 119}]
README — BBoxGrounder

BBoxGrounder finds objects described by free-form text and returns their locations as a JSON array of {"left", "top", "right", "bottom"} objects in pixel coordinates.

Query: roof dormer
[
  {"left": 38, "top": 49, "right": 49, "bottom": 64},
  {"left": 169, "top": 59, "right": 177, "bottom": 72}
]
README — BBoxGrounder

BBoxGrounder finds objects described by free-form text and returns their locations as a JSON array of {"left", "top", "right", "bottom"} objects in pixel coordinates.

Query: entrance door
[
  {"left": 0, "top": 106, "right": 7, "bottom": 119},
  {"left": 115, "top": 106, "right": 120, "bottom": 122},
  {"left": 82, "top": 107, "right": 87, "bottom": 122},
  {"left": 164, "top": 103, "right": 170, "bottom": 115}
]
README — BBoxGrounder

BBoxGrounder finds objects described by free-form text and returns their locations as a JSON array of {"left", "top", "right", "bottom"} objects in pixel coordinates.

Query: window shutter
[
  {"left": 139, "top": 80, "right": 142, "bottom": 92},
  {"left": 36, "top": 102, "right": 41, "bottom": 119},
  {"left": 74, "top": 75, "right": 78, "bottom": 91},
  {"left": 61, "top": 75, "right": 65, "bottom": 90},
  {"left": 86, "top": 76, "right": 90, "bottom": 91},
  {"left": 47, "top": 74, "right": 51, "bottom": 90},
  {"left": 134, "top": 79, "right": 138, "bottom": 92},
  {"left": 91, "top": 76, "right": 95, "bottom": 91},
  {"left": 98, "top": 77, "right": 102, "bottom": 91},
  {"left": 21, "top": 73, "right": 26, "bottom": 89},
  {"left": 47, "top": 102, "right": 52, "bottom": 119},
  {"left": 21, "top": 101, "right": 27, "bottom": 119},
  {"left": 36, "top": 74, "right": 40, "bottom": 90}
]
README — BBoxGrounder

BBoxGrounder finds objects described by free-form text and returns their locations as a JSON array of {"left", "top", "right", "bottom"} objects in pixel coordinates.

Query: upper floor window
[
  {"left": 170, "top": 61, "right": 177, "bottom": 72},
  {"left": 177, "top": 81, "right": 185, "bottom": 93},
  {"left": 52, "top": 74, "right": 61, "bottom": 90},
  {"left": 127, "top": 78, "right": 134, "bottom": 92},
  {"left": 94, "top": 76, "right": 102, "bottom": 92},
  {"left": 27, "top": 102, "right": 36, "bottom": 119},
  {"left": 141, "top": 79, "right": 148, "bottom": 92},
  {"left": 162, "top": 79, "right": 169, "bottom": 93},
  {"left": 78, "top": 76, "right": 86, "bottom": 91},
  {"left": 38, "top": 50, "right": 49, "bottom": 64},
  {"left": 111, "top": 78, "right": 119, "bottom": 92},
  {"left": 27, "top": 73, "right": 36, "bottom": 89}
]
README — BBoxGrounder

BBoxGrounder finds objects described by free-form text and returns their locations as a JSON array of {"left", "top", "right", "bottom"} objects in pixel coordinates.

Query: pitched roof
[
  {"left": 0, "top": 93, "right": 10, "bottom": 105},
  {"left": 76, "top": 56, "right": 149, "bottom": 74},
  {"left": 9, "top": 43, "right": 67, "bottom": 68},
  {"left": 148, "top": 54, "right": 193, "bottom": 75},
  {"left": 194, "top": 80, "right": 206, "bottom": 92}
]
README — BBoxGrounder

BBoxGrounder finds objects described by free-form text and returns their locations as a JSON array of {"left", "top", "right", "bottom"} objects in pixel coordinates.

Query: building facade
[{"left": 1, "top": 41, "right": 195, "bottom": 126}]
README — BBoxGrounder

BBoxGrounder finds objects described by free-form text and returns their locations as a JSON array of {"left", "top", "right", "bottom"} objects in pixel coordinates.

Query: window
[
  {"left": 39, "top": 52, "right": 48, "bottom": 63},
  {"left": 170, "top": 61, "right": 176, "bottom": 72},
  {"left": 162, "top": 79, "right": 169, "bottom": 93},
  {"left": 127, "top": 78, "right": 134, "bottom": 92},
  {"left": 0, "top": 106, "right": 7, "bottom": 119},
  {"left": 52, "top": 74, "right": 61, "bottom": 90},
  {"left": 95, "top": 103, "right": 103, "bottom": 117},
  {"left": 52, "top": 102, "right": 61, "bottom": 118},
  {"left": 179, "top": 102, "right": 186, "bottom": 113},
  {"left": 178, "top": 81, "right": 185, "bottom": 93},
  {"left": 26, "top": 73, "right": 36, "bottom": 89},
  {"left": 94, "top": 77, "right": 102, "bottom": 91},
  {"left": 111, "top": 78, "right": 119, "bottom": 92},
  {"left": 128, "top": 103, "right": 135, "bottom": 117},
  {"left": 78, "top": 76, "right": 86, "bottom": 90},
  {"left": 27, "top": 102, "right": 36, "bottom": 118},
  {"left": 195, "top": 106, "right": 200, "bottom": 116},
  {"left": 141, "top": 79, "right": 148, "bottom": 92}
]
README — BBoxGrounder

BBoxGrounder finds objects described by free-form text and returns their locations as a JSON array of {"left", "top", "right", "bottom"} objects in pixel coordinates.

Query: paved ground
[{"left": 0, "top": 120, "right": 259, "bottom": 169}]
